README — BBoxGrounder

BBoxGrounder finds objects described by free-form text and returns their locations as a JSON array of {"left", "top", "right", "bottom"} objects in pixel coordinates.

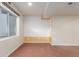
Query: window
[
  {"left": 8, "top": 14, "right": 16, "bottom": 36},
  {"left": 0, "top": 6, "right": 16, "bottom": 38}
]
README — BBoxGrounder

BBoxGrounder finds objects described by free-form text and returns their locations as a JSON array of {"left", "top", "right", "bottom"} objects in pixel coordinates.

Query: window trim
[
  {"left": 0, "top": 3, "right": 20, "bottom": 40},
  {"left": 0, "top": 36, "right": 17, "bottom": 41}
]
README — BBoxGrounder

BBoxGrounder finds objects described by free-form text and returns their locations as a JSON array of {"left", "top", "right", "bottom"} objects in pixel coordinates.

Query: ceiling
[{"left": 13, "top": 2, "right": 79, "bottom": 16}]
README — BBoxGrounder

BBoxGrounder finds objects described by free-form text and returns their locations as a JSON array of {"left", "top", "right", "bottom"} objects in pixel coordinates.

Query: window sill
[{"left": 0, "top": 35, "right": 17, "bottom": 41}]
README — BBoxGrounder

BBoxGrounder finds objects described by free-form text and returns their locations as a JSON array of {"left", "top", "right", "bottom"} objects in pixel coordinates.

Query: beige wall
[{"left": 51, "top": 16, "right": 79, "bottom": 45}]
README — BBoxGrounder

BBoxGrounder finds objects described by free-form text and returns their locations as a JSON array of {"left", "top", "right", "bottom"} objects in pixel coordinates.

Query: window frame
[{"left": 0, "top": 3, "right": 20, "bottom": 40}]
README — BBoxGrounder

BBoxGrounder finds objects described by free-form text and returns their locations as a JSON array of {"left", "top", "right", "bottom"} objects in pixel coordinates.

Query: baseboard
[
  {"left": 51, "top": 44, "right": 79, "bottom": 46},
  {"left": 24, "top": 36, "right": 51, "bottom": 43},
  {"left": 7, "top": 42, "right": 23, "bottom": 57}
]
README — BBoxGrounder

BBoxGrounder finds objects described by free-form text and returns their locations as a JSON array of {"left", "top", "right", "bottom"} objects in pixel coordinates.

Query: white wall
[
  {"left": 0, "top": 36, "right": 23, "bottom": 57},
  {"left": 52, "top": 16, "right": 79, "bottom": 45},
  {"left": 24, "top": 16, "right": 51, "bottom": 36}
]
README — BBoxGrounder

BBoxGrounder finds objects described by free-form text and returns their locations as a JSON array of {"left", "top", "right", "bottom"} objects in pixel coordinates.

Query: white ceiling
[{"left": 13, "top": 2, "right": 79, "bottom": 16}]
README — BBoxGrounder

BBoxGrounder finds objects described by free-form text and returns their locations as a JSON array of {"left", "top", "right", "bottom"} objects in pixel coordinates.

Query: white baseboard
[
  {"left": 51, "top": 44, "right": 79, "bottom": 46},
  {"left": 7, "top": 42, "right": 23, "bottom": 57}
]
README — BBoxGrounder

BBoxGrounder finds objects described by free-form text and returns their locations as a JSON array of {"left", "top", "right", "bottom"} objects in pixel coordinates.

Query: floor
[{"left": 9, "top": 43, "right": 79, "bottom": 57}]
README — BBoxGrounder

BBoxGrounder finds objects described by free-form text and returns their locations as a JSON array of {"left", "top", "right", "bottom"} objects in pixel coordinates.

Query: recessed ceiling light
[{"left": 28, "top": 2, "right": 32, "bottom": 6}]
